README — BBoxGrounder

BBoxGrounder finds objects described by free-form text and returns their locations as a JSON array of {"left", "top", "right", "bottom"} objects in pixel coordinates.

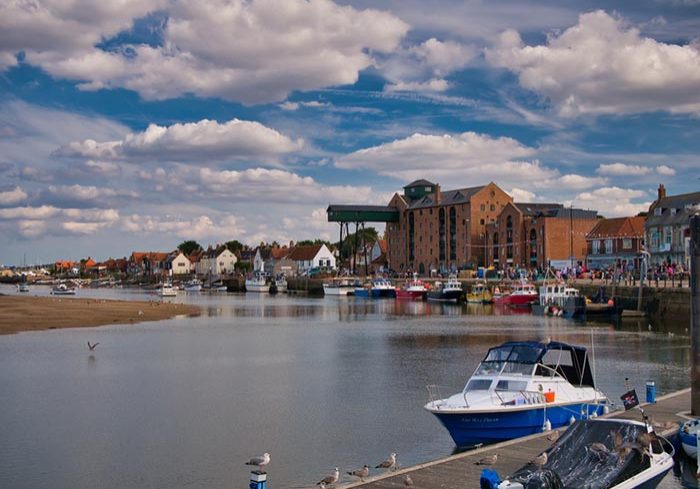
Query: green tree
[
  {"left": 338, "top": 227, "right": 379, "bottom": 258},
  {"left": 178, "top": 240, "right": 202, "bottom": 255},
  {"left": 225, "top": 240, "right": 247, "bottom": 253}
]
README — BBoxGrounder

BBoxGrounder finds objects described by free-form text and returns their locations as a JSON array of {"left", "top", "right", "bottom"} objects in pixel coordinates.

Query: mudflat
[{"left": 0, "top": 295, "right": 201, "bottom": 334}]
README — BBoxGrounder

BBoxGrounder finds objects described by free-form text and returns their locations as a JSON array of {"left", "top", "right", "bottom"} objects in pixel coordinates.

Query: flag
[{"left": 620, "top": 389, "right": 639, "bottom": 410}]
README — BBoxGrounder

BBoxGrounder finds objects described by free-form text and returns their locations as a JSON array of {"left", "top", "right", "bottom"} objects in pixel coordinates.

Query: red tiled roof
[
  {"left": 271, "top": 246, "right": 289, "bottom": 259},
  {"left": 131, "top": 251, "right": 170, "bottom": 262},
  {"left": 587, "top": 216, "right": 645, "bottom": 239},
  {"left": 377, "top": 239, "right": 387, "bottom": 253},
  {"left": 286, "top": 244, "right": 323, "bottom": 261}
]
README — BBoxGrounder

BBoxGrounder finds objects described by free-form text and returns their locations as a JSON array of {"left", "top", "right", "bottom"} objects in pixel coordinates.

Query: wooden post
[{"left": 691, "top": 215, "right": 700, "bottom": 415}]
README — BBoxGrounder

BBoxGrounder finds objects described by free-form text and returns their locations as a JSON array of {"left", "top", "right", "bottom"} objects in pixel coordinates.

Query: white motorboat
[
  {"left": 532, "top": 282, "right": 586, "bottom": 318},
  {"left": 274, "top": 275, "right": 288, "bottom": 293},
  {"left": 183, "top": 279, "right": 202, "bottom": 292},
  {"left": 323, "top": 278, "right": 357, "bottom": 296},
  {"left": 680, "top": 418, "right": 699, "bottom": 459},
  {"left": 494, "top": 418, "right": 674, "bottom": 489},
  {"left": 425, "top": 340, "right": 609, "bottom": 447},
  {"left": 51, "top": 283, "right": 76, "bottom": 295},
  {"left": 246, "top": 273, "right": 270, "bottom": 293},
  {"left": 158, "top": 282, "right": 177, "bottom": 297},
  {"left": 17, "top": 280, "right": 30, "bottom": 293}
]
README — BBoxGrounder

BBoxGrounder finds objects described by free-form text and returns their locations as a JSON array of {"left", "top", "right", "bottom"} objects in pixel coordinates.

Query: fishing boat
[
  {"left": 353, "top": 282, "right": 371, "bottom": 298},
  {"left": 17, "top": 276, "right": 30, "bottom": 293},
  {"left": 158, "top": 282, "right": 177, "bottom": 297},
  {"left": 532, "top": 283, "right": 586, "bottom": 319},
  {"left": 493, "top": 281, "right": 537, "bottom": 307},
  {"left": 426, "top": 276, "right": 463, "bottom": 302},
  {"left": 370, "top": 278, "right": 396, "bottom": 298},
  {"left": 396, "top": 274, "right": 427, "bottom": 300},
  {"left": 245, "top": 272, "right": 269, "bottom": 293},
  {"left": 425, "top": 340, "right": 609, "bottom": 447},
  {"left": 51, "top": 282, "right": 76, "bottom": 295},
  {"left": 183, "top": 278, "right": 202, "bottom": 292},
  {"left": 467, "top": 282, "right": 493, "bottom": 303},
  {"left": 274, "top": 275, "right": 288, "bottom": 293},
  {"left": 680, "top": 418, "right": 699, "bottom": 459},
  {"left": 322, "top": 278, "right": 356, "bottom": 296},
  {"left": 493, "top": 418, "right": 674, "bottom": 489}
]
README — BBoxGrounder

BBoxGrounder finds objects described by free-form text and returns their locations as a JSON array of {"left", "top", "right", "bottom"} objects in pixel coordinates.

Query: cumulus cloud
[
  {"left": 40, "top": 184, "right": 138, "bottom": 207},
  {"left": 199, "top": 167, "right": 374, "bottom": 204},
  {"left": 384, "top": 79, "right": 450, "bottom": 93},
  {"left": 54, "top": 119, "right": 303, "bottom": 163},
  {"left": 545, "top": 174, "right": 608, "bottom": 190},
  {"left": 335, "top": 131, "right": 556, "bottom": 187},
  {"left": 3, "top": 0, "right": 409, "bottom": 104},
  {"left": 121, "top": 213, "right": 241, "bottom": 239},
  {"left": 510, "top": 188, "right": 537, "bottom": 202},
  {"left": 656, "top": 164, "right": 676, "bottom": 175},
  {"left": 597, "top": 162, "right": 677, "bottom": 176},
  {"left": 573, "top": 187, "right": 651, "bottom": 217},
  {"left": 0, "top": 205, "right": 120, "bottom": 237},
  {"left": 0, "top": 186, "right": 28, "bottom": 206},
  {"left": 487, "top": 10, "right": 700, "bottom": 116}
]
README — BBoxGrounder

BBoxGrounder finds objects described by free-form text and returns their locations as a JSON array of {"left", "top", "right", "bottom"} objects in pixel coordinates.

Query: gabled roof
[
  {"left": 287, "top": 244, "right": 324, "bottom": 261},
  {"left": 271, "top": 247, "right": 289, "bottom": 259},
  {"left": 647, "top": 191, "right": 700, "bottom": 227},
  {"left": 515, "top": 203, "right": 561, "bottom": 216},
  {"left": 587, "top": 216, "right": 645, "bottom": 239},
  {"left": 131, "top": 252, "right": 170, "bottom": 263},
  {"left": 408, "top": 185, "right": 485, "bottom": 209},
  {"left": 376, "top": 239, "right": 387, "bottom": 253}
]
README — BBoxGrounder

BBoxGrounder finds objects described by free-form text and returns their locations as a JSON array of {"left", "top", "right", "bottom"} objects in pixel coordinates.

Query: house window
[
  {"left": 178, "top": 262, "right": 185, "bottom": 267},
  {"left": 604, "top": 239, "right": 613, "bottom": 254},
  {"left": 622, "top": 239, "right": 632, "bottom": 250},
  {"left": 490, "top": 204, "right": 495, "bottom": 211},
  {"left": 654, "top": 207, "right": 662, "bottom": 216},
  {"left": 425, "top": 186, "right": 431, "bottom": 192},
  {"left": 664, "top": 226, "right": 672, "bottom": 245},
  {"left": 592, "top": 240, "right": 600, "bottom": 254},
  {"left": 650, "top": 229, "right": 659, "bottom": 248},
  {"left": 480, "top": 219, "right": 485, "bottom": 225},
  {"left": 671, "top": 208, "right": 677, "bottom": 215},
  {"left": 480, "top": 204, "right": 486, "bottom": 211}
]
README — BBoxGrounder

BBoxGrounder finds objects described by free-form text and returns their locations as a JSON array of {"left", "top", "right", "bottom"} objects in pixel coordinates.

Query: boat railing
[
  {"left": 426, "top": 384, "right": 469, "bottom": 408},
  {"left": 494, "top": 389, "right": 546, "bottom": 406}
]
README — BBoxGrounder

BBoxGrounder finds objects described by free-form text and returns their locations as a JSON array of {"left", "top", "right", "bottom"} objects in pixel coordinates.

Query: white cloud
[
  {"left": 45, "top": 184, "right": 138, "bottom": 202},
  {"left": 0, "top": 186, "right": 28, "bottom": 205},
  {"left": 55, "top": 119, "right": 303, "bottom": 163},
  {"left": 5, "top": 0, "right": 409, "bottom": 104},
  {"left": 384, "top": 79, "right": 450, "bottom": 93},
  {"left": 510, "top": 188, "right": 537, "bottom": 202},
  {"left": 335, "top": 132, "right": 556, "bottom": 188},
  {"left": 573, "top": 187, "right": 650, "bottom": 217},
  {"left": 121, "top": 213, "right": 241, "bottom": 239},
  {"left": 597, "top": 163, "right": 653, "bottom": 176},
  {"left": 278, "top": 100, "right": 330, "bottom": 111},
  {"left": 487, "top": 10, "right": 700, "bottom": 116},
  {"left": 0, "top": 205, "right": 120, "bottom": 237},
  {"left": 545, "top": 174, "right": 608, "bottom": 190},
  {"left": 656, "top": 164, "right": 676, "bottom": 175}
]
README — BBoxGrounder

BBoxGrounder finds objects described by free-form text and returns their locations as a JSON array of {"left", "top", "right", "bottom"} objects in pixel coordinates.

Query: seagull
[
  {"left": 474, "top": 453, "right": 498, "bottom": 465},
  {"left": 375, "top": 452, "right": 397, "bottom": 471},
  {"left": 403, "top": 474, "right": 414, "bottom": 487},
  {"left": 87, "top": 341, "right": 99, "bottom": 351},
  {"left": 317, "top": 467, "right": 339, "bottom": 486},
  {"left": 530, "top": 451, "right": 547, "bottom": 468},
  {"left": 346, "top": 465, "right": 369, "bottom": 481},
  {"left": 245, "top": 452, "right": 270, "bottom": 472},
  {"left": 546, "top": 430, "right": 560, "bottom": 442},
  {"left": 588, "top": 442, "right": 610, "bottom": 461}
]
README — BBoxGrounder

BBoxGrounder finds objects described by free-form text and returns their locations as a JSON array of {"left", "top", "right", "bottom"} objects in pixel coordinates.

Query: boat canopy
[{"left": 478, "top": 341, "right": 596, "bottom": 388}]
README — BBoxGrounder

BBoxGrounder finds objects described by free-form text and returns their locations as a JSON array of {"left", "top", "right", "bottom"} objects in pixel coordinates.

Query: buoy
[
  {"left": 603, "top": 405, "right": 610, "bottom": 414},
  {"left": 569, "top": 415, "right": 576, "bottom": 425},
  {"left": 543, "top": 419, "right": 552, "bottom": 431}
]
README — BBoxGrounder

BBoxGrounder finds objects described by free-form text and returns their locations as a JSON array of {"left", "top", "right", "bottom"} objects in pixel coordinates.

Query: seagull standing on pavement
[
  {"left": 317, "top": 467, "right": 339, "bottom": 486},
  {"left": 474, "top": 453, "right": 498, "bottom": 465},
  {"left": 375, "top": 452, "right": 397, "bottom": 471},
  {"left": 346, "top": 465, "right": 369, "bottom": 481},
  {"left": 245, "top": 452, "right": 270, "bottom": 472},
  {"left": 403, "top": 474, "right": 414, "bottom": 486},
  {"left": 530, "top": 451, "right": 547, "bottom": 468}
]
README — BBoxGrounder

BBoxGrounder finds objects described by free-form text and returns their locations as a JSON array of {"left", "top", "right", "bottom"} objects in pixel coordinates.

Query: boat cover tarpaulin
[{"left": 505, "top": 420, "right": 651, "bottom": 489}]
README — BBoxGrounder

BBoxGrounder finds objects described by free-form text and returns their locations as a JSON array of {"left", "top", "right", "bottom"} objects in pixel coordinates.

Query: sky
[{"left": 1, "top": 0, "right": 700, "bottom": 265}]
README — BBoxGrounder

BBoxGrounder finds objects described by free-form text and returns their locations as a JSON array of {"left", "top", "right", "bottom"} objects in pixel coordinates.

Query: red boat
[
  {"left": 396, "top": 275, "right": 427, "bottom": 300},
  {"left": 492, "top": 281, "right": 537, "bottom": 307}
]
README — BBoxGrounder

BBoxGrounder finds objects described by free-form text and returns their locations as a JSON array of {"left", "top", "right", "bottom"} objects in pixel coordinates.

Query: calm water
[{"left": 0, "top": 285, "right": 694, "bottom": 489}]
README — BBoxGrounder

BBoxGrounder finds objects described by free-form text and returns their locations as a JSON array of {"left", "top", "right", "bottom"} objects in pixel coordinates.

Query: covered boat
[
  {"left": 495, "top": 418, "right": 674, "bottom": 489},
  {"left": 680, "top": 418, "right": 699, "bottom": 459},
  {"left": 425, "top": 341, "right": 609, "bottom": 447},
  {"left": 426, "top": 276, "right": 462, "bottom": 302}
]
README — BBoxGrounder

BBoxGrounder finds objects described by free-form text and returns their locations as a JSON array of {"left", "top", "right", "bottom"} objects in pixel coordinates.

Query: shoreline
[{"left": 0, "top": 295, "right": 201, "bottom": 335}]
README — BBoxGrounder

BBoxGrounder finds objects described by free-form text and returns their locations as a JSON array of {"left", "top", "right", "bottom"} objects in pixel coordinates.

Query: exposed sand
[{"left": 0, "top": 295, "right": 201, "bottom": 335}]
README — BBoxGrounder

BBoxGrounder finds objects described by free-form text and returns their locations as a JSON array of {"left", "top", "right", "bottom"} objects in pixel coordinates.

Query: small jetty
[{"left": 337, "top": 388, "right": 690, "bottom": 489}]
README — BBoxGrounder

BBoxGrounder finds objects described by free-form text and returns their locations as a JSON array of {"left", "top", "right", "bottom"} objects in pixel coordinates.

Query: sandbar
[{"left": 0, "top": 295, "right": 201, "bottom": 335}]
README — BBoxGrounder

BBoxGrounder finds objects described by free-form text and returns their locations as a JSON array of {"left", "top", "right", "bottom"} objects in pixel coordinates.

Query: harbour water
[{"left": 0, "top": 285, "right": 695, "bottom": 489}]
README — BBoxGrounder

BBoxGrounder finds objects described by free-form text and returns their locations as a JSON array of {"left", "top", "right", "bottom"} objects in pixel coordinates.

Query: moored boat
[
  {"left": 494, "top": 418, "right": 674, "bottom": 489},
  {"left": 532, "top": 283, "right": 586, "bottom": 319},
  {"left": 680, "top": 418, "right": 699, "bottom": 459},
  {"left": 275, "top": 275, "right": 288, "bottom": 293},
  {"left": 396, "top": 274, "right": 427, "bottom": 300},
  {"left": 245, "top": 273, "right": 269, "bottom": 293},
  {"left": 17, "top": 277, "right": 30, "bottom": 293},
  {"left": 493, "top": 281, "right": 537, "bottom": 307},
  {"left": 426, "top": 276, "right": 462, "bottom": 302},
  {"left": 51, "top": 282, "right": 76, "bottom": 295},
  {"left": 467, "top": 281, "right": 492, "bottom": 303},
  {"left": 183, "top": 278, "right": 202, "bottom": 292},
  {"left": 425, "top": 340, "right": 609, "bottom": 447},
  {"left": 370, "top": 278, "right": 396, "bottom": 298},
  {"left": 323, "top": 278, "right": 357, "bottom": 296},
  {"left": 158, "top": 282, "right": 177, "bottom": 297}
]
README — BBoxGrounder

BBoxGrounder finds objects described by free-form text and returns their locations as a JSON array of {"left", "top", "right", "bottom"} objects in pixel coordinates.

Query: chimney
[
  {"left": 435, "top": 184, "right": 441, "bottom": 204},
  {"left": 658, "top": 184, "right": 666, "bottom": 200}
]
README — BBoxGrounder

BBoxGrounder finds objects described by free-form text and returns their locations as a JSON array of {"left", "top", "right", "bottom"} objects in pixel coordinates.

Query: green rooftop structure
[{"left": 326, "top": 205, "right": 399, "bottom": 223}]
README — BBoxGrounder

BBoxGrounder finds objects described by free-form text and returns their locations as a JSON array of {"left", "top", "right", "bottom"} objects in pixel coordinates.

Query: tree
[
  {"left": 178, "top": 240, "right": 202, "bottom": 256},
  {"left": 338, "top": 227, "right": 379, "bottom": 258},
  {"left": 225, "top": 240, "right": 247, "bottom": 253}
]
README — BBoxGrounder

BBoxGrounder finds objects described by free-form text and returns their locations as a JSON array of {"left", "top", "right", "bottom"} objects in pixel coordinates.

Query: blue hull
[
  {"left": 432, "top": 403, "right": 607, "bottom": 447},
  {"left": 354, "top": 289, "right": 395, "bottom": 298}
]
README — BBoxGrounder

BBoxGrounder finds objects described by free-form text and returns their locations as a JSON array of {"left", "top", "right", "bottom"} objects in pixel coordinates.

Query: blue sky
[{"left": 1, "top": 0, "right": 700, "bottom": 265}]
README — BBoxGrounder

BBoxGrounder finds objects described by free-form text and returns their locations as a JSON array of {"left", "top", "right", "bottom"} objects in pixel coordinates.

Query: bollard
[
  {"left": 250, "top": 471, "right": 267, "bottom": 489},
  {"left": 646, "top": 381, "right": 656, "bottom": 403}
]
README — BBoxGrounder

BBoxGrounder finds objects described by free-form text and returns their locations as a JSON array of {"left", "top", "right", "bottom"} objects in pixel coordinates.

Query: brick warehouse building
[
  {"left": 385, "top": 180, "right": 513, "bottom": 273},
  {"left": 484, "top": 203, "right": 599, "bottom": 270}
]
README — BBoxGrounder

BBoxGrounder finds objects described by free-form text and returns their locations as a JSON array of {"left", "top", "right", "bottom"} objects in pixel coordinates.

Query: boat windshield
[{"left": 474, "top": 345, "right": 542, "bottom": 376}]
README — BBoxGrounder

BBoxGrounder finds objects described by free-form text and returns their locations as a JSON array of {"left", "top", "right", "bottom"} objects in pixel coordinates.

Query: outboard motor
[{"left": 480, "top": 469, "right": 501, "bottom": 489}]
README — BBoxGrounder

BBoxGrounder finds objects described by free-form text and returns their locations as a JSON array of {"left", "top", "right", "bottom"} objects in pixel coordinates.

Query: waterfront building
[
  {"left": 645, "top": 184, "right": 700, "bottom": 267},
  {"left": 585, "top": 216, "right": 645, "bottom": 270},
  {"left": 385, "top": 180, "right": 512, "bottom": 273},
  {"left": 485, "top": 203, "right": 598, "bottom": 270},
  {"left": 286, "top": 244, "right": 336, "bottom": 274},
  {"left": 196, "top": 245, "right": 237, "bottom": 277},
  {"left": 128, "top": 251, "right": 170, "bottom": 276},
  {"left": 253, "top": 245, "right": 290, "bottom": 274},
  {"left": 163, "top": 251, "right": 193, "bottom": 276}
]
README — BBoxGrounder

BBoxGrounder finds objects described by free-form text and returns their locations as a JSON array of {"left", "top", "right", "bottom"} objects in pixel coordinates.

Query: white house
[
  {"left": 196, "top": 245, "right": 237, "bottom": 277},
  {"left": 287, "top": 244, "right": 335, "bottom": 274},
  {"left": 164, "top": 251, "right": 193, "bottom": 275}
]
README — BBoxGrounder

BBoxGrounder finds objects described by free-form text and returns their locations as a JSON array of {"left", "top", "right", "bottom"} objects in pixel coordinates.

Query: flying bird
[
  {"left": 346, "top": 465, "right": 369, "bottom": 481},
  {"left": 317, "top": 467, "right": 339, "bottom": 486},
  {"left": 375, "top": 452, "right": 397, "bottom": 470},
  {"left": 87, "top": 341, "right": 99, "bottom": 351},
  {"left": 474, "top": 453, "right": 498, "bottom": 465},
  {"left": 530, "top": 451, "right": 547, "bottom": 468},
  {"left": 245, "top": 452, "right": 270, "bottom": 471},
  {"left": 403, "top": 474, "right": 414, "bottom": 487}
]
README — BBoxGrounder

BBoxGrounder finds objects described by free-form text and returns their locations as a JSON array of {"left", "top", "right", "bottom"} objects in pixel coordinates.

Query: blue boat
[
  {"left": 425, "top": 341, "right": 609, "bottom": 447},
  {"left": 353, "top": 278, "right": 396, "bottom": 298},
  {"left": 680, "top": 418, "right": 699, "bottom": 459}
]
